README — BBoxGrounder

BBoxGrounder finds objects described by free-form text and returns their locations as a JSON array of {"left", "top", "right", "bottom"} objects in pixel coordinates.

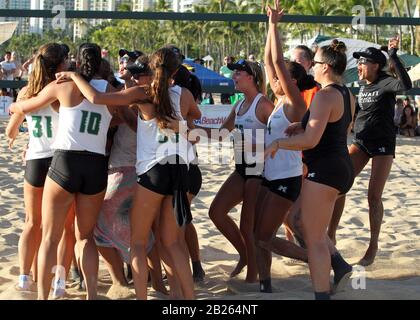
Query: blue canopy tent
[{"left": 183, "top": 59, "right": 235, "bottom": 94}]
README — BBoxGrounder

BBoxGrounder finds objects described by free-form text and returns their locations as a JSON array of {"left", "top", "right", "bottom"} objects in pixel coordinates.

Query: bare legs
[
  {"left": 18, "top": 181, "right": 43, "bottom": 283},
  {"left": 37, "top": 178, "right": 74, "bottom": 299},
  {"left": 328, "top": 144, "right": 393, "bottom": 266},
  {"left": 301, "top": 180, "right": 339, "bottom": 295},
  {"left": 37, "top": 176, "right": 105, "bottom": 300},
  {"left": 130, "top": 185, "right": 193, "bottom": 299},
  {"left": 209, "top": 172, "right": 260, "bottom": 282},
  {"left": 359, "top": 155, "right": 393, "bottom": 266}
]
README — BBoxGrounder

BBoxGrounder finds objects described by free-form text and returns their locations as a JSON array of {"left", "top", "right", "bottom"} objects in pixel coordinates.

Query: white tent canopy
[
  {"left": 0, "top": 22, "right": 18, "bottom": 46},
  {"left": 408, "top": 63, "right": 420, "bottom": 82}
]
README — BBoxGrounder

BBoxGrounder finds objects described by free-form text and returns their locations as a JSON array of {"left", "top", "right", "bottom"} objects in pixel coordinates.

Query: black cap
[
  {"left": 163, "top": 44, "right": 185, "bottom": 64},
  {"left": 353, "top": 47, "right": 387, "bottom": 67},
  {"left": 126, "top": 60, "right": 149, "bottom": 75},
  {"left": 227, "top": 59, "right": 253, "bottom": 76},
  {"left": 119, "top": 49, "right": 143, "bottom": 60}
]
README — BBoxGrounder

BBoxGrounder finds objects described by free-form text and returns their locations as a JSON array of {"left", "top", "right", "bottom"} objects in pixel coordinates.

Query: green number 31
[{"left": 31, "top": 115, "right": 53, "bottom": 138}]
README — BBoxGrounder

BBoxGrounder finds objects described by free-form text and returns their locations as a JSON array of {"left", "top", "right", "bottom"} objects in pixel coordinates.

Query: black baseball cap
[
  {"left": 227, "top": 59, "right": 253, "bottom": 75},
  {"left": 353, "top": 47, "right": 387, "bottom": 67},
  {"left": 163, "top": 44, "right": 185, "bottom": 64},
  {"left": 126, "top": 60, "right": 150, "bottom": 75},
  {"left": 119, "top": 49, "right": 143, "bottom": 60}
]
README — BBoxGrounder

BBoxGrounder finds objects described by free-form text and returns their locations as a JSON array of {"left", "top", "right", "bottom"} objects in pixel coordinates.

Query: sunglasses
[
  {"left": 357, "top": 57, "right": 375, "bottom": 65},
  {"left": 119, "top": 57, "right": 129, "bottom": 64}
]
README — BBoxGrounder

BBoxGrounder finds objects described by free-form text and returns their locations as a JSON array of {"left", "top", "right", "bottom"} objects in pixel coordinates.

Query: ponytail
[
  {"left": 77, "top": 43, "right": 101, "bottom": 82},
  {"left": 287, "top": 61, "right": 317, "bottom": 92},
  {"left": 150, "top": 47, "right": 181, "bottom": 129},
  {"left": 24, "top": 43, "right": 66, "bottom": 99}
]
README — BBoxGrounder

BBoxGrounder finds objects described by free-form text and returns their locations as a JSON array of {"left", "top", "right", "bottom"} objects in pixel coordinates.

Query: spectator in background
[
  {"left": 23, "top": 49, "right": 45, "bottom": 77},
  {"left": 220, "top": 56, "right": 235, "bottom": 104},
  {"left": 394, "top": 98, "right": 404, "bottom": 128},
  {"left": 290, "top": 45, "right": 320, "bottom": 108},
  {"left": 1, "top": 51, "right": 16, "bottom": 96},
  {"left": 11, "top": 52, "right": 23, "bottom": 80},
  {"left": 248, "top": 54, "right": 256, "bottom": 62},
  {"left": 0, "top": 88, "right": 13, "bottom": 117},
  {"left": 194, "top": 58, "right": 204, "bottom": 65},
  {"left": 22, "top": 49, "right": 37, "bottom": 76},
  {"left": 291, "top": 45, "right": 314, "bottom": 74},
  {"left": 101, "top": 48, "right": 109, "bottom": 60},
  {"left": 399, "top": 105, "right": 417, "bottom": 137}
]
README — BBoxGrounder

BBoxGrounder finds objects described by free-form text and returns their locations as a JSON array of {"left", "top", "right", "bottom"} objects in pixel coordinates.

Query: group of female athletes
[{"left": 6, "top": 1, "right": 411, "bottom": 300}]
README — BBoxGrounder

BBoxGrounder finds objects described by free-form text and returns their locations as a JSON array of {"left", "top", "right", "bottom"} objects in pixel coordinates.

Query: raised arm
[
  {"left": 385, "top": 37, "right": 412, "bottom": 92},
  {"left": 264, "top": 19, "right": 281, "bottom": 98},
  {"left": 268, "top": 1, "right": 307, "bottom": 121},
  {"left": 56, "top": 71, "right": 148, "bottom": 106}
]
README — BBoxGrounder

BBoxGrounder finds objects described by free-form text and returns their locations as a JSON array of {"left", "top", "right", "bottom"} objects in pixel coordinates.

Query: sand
[{"left": 0, "top": 119, "right": 419, "bottom": 300}]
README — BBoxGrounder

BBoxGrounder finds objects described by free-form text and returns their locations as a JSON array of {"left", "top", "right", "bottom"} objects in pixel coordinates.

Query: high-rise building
[
  {"left": 172, "top": 0, "right": 207, "bottom": 12},
  {"left": 74, "top": 0, "right": 147, "bottom": 39},
  {"left": 132, "top": 0, "right": 153, "bottom": 12},
  {"left": 0, "top": 0, "right": 31, "bottom": 35},
  {"left": 73, "top": 0, "right": 116, "bottom": 39}
]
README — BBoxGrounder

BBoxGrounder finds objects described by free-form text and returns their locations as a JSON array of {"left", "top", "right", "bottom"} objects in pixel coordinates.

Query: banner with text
[{"left": 194, "top": 104, "right": 234, "bottom": 128}]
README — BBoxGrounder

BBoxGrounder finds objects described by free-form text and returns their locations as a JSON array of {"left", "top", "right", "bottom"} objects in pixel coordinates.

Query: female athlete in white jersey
[
  {"left": 10, "top": 43, "right": 124, "bottom": 299},
  {"left": 55, "top": 47, "right": 201, "bottom": 299},
  {"left": 255, "top": 13, "right": 310, "bottom": 292},
  {"left": 195, "top": 60, "right": 273, "bottom": 283},
  {"left": 6, "top": 43, "right": 76, "bottom": 294}
]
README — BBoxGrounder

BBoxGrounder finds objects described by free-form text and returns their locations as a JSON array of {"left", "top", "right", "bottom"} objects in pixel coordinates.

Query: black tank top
[{"left": 301, "top": 84, "right": 352, "bottom": 162}]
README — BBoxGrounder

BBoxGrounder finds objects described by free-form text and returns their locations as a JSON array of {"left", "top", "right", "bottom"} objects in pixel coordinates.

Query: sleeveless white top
[
  {"left": 52, "top": 79, "right": 112, "bottom": 155},
  {"left": 233, "top": 93, "right": 266, "bottom": 164},
  {"left": 25, "top": 106, "right": 59, "bottom": 160},
  {"left": 108, "top": 123, "right": 137, "bottom": 168},
  {"left": 136, "top": 85, "right": 194, "bottom": 175},
  {"left": 264, "top": 99, "right": 302, "bottom": 180}
]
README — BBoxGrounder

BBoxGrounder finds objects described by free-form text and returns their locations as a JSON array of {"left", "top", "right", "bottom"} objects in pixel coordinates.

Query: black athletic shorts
[
  {"left": 24, "top": 157, "right": 53, "bottom": 187},
  {"left": 137, "top": 160, "right": 189, "bottom": 196},
  {"left": 262, "top": 175, "right": 302, "bottom": 202},
  {"left": 305, "top": 154, "right": 354, "bottom": 195},
  {"left": 48, "top": 149, "right": 108, "bottom": 195},
  {"left": 235, "top": 162, "right": 263, "bottom": 181},
  {"left": 137, "top": 155, "right": 192, "bottom": 227},
  {"left": 188, "top": 164, "right": 202, "bottom": 196},
  {"left": 353, "top": 137, "right": 396, "bottom": 158}
]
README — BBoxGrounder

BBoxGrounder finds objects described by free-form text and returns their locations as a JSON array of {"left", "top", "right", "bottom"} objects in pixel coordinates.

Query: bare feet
[
  {"left": 358, "top": 245, "right": 378, "bottom": 266},
  {"left": 192, "top": 261, "right": 206, "bottom": 283},
  {"left": 230, "top": 259, "right": 246, "bottom": 278}
]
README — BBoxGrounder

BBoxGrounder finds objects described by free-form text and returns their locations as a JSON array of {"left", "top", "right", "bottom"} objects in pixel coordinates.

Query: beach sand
[{"left": 0, "top": 120, "right": 419, "bottom": 300}]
